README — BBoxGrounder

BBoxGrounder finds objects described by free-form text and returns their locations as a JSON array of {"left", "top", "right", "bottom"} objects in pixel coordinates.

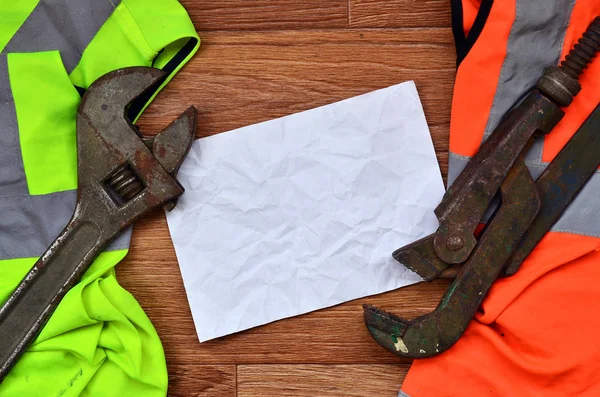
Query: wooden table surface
[{"left": 120, "top": 1, "right": 456, "bottom": 395}]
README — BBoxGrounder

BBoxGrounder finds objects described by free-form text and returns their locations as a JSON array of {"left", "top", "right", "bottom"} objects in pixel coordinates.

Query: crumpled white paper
[{"left": 166, "top": 81, "right": 445, "bottom": 342}]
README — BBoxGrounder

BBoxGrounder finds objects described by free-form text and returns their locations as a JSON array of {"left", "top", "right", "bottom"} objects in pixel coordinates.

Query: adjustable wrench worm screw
[{"left": 105, "top": 164, "right": 145, "bottom": 204}]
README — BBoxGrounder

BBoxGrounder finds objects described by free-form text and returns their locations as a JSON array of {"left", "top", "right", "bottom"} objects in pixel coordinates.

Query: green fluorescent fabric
[
  {"left": 9, "top": 51, "right": 80, "bottom": 195},
  {"left": 0, "top": 1, "right": 38, "bottom": 51},
  {"left": 0, "top": 1, "right": 199, "bottom": 396},
  {"left": 0, "top": 251, "right": 168, "bottom": 397},
  {"left": 71, "top": 0, "right": 199, "bottom": 112}
]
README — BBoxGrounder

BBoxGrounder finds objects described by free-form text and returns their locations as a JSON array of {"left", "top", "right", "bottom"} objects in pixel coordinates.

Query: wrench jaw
[
  {"left": 363, "top": 305, "right": 412, "bottom": 357},
  {"left": 76, "top": 67, "right": 197, "bottom": 219},
  {"left": 150, "top": 106, "right": 196, "bottom": 177},
  {"left": 142, "top": 105, "right": 197, "bottom": 211},
  {"left": 393, "top": 234, "right": 453, "bottom": 282},
  {"left": 364, "top": 160, "right": 542, "bottom": 359},
  {"left": 79, "top": 67, "right": 166, "bottom": 122},
  {"left": 363, "top": 305, "right": 447, "bottom": 359}
]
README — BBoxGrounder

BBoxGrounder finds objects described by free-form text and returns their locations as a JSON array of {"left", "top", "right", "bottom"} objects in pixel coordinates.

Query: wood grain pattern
[
  {"left": 137, "top": 29, "right": 454, "bottom": 175},
  {"left": 238, "top": 365, "right": 410, "bottom": 397},
  {"left": 140, "top": 29, "right": 455, "bottom": 135},
  {"left": 168, "top": 365, "right": 236, "bottom": 397},
  {"left": 350, "top": 0, "right": 452, "bottom": 28},
  {"left": 118, "top": 1, "right": 456, "bottom": 395},
  {"left": 181, "top": 0, "right": 349, "bottom": 30}
]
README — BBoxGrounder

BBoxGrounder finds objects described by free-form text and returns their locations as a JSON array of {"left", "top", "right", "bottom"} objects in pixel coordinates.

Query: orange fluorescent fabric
[
  {"left": 449, "top": 0, "right": 515, "bottom": 157},
  {"left": 402, "top": 0, "right": 600, "bottom": 395},
  {"left": 462, "top": 0, "right": 482, "bottom": 36},
  {"left": 403, "top": 235, "right": 600, "bottom": 396}
]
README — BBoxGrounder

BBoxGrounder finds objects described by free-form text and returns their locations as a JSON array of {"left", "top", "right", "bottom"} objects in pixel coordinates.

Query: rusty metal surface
[
  {"left": 505, "top": 103, "right": 600, "bottom": 275},
  {"left": 393, "top": 234, "right": 446, "bottom": 281},
  {"left": 394, "top": 92, "right": 563, "bottom": 279},
  {"left": 537, "top": 17, "right": 599, "bottom": 106},
  {"left": 432, "top": 90, "right": 563, "bottom": 265},
  {"left": 364, "top": 17, "right": 600, "bottom": 359},
  {"left": 0, "top": 67, "right": 196, "bottom": 382},
  {"left": 559, "top": 17, "right": 600, "bottom": 79},
  {"left": 365, "top": 159, "right": 540, "bottom": 358}
]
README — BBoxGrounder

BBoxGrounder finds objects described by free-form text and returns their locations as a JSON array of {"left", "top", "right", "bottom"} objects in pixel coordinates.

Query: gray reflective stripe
[
  {"left": 0, "top": 191, "right": 131, "bottom": 260},
  {"left": 524, "top": 136, "right": 544, "bottom": 164},
  {"left": 0, "top": 0, "right": 129, "bottom": 260},
  {"left": 4, "top": 0, "right": 121, "bottom": 73},
  {"left": 0, "top": 55, "right": 28, "bottom": 196},
  {"left": 1, "top": 0, "right": 121, "bottom": 195},
  {"left": 449, "top": 152, "right": 600, "bottom": 237},
  {"left": 398, "top": 391, "right": 412, "bottom": 397},
  {"left": 482, "top": 0, "right": 576, "bottom": 163}
]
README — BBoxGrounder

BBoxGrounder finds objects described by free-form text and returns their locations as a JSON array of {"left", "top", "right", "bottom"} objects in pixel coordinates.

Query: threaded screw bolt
[
  {"left": 537, "top": 17, "right": 600, "bottom": 107},
  {"left": 105, "top": 164, "right": 144, "bottom": 204},
  {"left": 560, "top": 17, "right": 600, "bottom": 79}
]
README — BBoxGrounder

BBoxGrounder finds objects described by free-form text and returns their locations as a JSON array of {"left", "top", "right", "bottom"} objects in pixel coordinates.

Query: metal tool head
[
  {"left": 77, "top": 67, "right": 196, "bottom": 213},
  {"left": 364, "top": 159, "right": 541, "bottom": 358}
]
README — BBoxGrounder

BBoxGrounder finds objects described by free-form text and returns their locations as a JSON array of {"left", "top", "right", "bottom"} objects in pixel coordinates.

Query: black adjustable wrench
[{"left": 0, "top": 67, "right": 196, "bottom": 381}]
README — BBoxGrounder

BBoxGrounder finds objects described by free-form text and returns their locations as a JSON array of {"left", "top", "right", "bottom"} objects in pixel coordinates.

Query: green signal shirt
[{"left": 0, "top": 1, "right": 199, "bottom": 396}]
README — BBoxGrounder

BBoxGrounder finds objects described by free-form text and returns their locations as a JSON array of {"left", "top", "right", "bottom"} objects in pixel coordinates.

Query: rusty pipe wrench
[
  {"left": 365, "top": 158, "right": 541, "bottom": 356},
  {"left": 364, "top": 104, "right": 600, "bottom": 358},
  {"left": 0, "top": 67, "right": 196, "bottom": 381},
  {"left": 363, "top": 17, "right": 600, "bottom": 358}
]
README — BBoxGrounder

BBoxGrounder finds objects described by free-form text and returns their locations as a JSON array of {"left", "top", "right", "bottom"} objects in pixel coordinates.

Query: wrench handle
[{"left": 0, "top": 219, "right": 108, "bottom": 381}]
